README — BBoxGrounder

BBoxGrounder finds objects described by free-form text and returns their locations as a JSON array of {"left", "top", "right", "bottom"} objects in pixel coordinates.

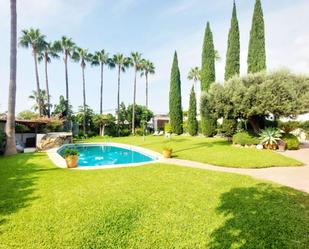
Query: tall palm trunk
[
  {"left": 64, "top": 52, "right": 69, "bottom": 115},
  {"left": 117, "top": 65, "right": 121, "bottom": 134},
  {"left": 132, "top": 68, "right": 137, "bottom": 134},
  {"left": 33, "top": 47, "right": 42, "bottom": 116},
  {"left": 5, "top": 0, "right": 17, "bottom": 155},
  {"left": 44, "top": 52, "right": 50, "bottom": 117},
  {"left": 100, "top": 63, "right": 104, "bottom": 114},
  {"left": 82, "top": 65, "right": 86, "bottom": 135},
  {"left": 145, "top": 72, "right": 149, "bottom": 108}
]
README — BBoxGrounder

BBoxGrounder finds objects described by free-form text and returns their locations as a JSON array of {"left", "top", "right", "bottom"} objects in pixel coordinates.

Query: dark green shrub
[
  {"left": 282, "top": 134, "right": 300, "bottom": 150},
  {"left": 135, "top": 128, "right": 144, "bottom": 136},
  {"left": 15, "top": 123, "right": 30, "bottom": 133},
  {"left": 278, "top": 121, "right": 300, "bottom": 133},
  {"left": 201, "top": 118, "right": 217, "bottom": 137},
  {"left": 232, "top": 131, "right": 260, "bottom": 146},
  {"left": 221, "top": 119, "right": 237, "bottom": 137},
  {"left": 119, "top": 128, "right": 131, "bottom": 137}
]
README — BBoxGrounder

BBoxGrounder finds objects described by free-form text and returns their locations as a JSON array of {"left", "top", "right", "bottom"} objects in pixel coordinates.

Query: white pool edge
[{"left": 47, "top": 142, "right": 164, "bottom": 170}]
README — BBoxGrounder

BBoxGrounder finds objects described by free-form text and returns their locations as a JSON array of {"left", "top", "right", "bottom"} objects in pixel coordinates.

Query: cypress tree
[
  {"left": 188, "top": 86, "right": 198, "bottom": 136},
  {"left": 201, "top": 22, "right": 215, "bottom": 91},
  {"left": 169, "top": 51, "right": 183, "bottom": 135},
  {"left": 247, "top": 0, "right": 266, "bottom": 73},
  {"left": 225, "top": 1, "right": 240, "bottom": 81}
]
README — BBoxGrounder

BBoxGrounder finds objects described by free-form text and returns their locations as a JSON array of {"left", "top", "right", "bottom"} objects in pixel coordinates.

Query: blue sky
[{"left": 0, "top": 0, "right": 309, "bottom": 115}]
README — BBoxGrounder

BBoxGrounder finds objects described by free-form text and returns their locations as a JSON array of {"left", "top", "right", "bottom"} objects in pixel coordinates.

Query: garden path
[{"left": 163, "top": 143, "right": 309, "bottom": 193}]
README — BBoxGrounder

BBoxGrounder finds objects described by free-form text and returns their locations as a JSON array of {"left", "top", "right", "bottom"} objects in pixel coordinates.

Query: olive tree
[{"left": 203, "top": 70, "right": 309, "bottom": 133}]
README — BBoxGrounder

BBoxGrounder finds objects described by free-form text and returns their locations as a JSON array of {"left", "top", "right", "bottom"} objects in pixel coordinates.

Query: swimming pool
[{"left": 57, "top": 144, "right": 158, "bottom": 167}]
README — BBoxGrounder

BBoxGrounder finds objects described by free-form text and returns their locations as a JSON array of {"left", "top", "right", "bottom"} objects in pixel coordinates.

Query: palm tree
[
  {"left": 140, "top": 59, "right": 155, "bottom": 108},
  {"left": 130, "top": 52, "right": 143, "bottom": 134},
  {"left": 5, "top": 0, "right": 17, "bottom": 155},
  {"left": 29, "top": 90, "right": 50, "bottom": 116},
  {"left": 187, "top": 67, "right": 201, "bottom": 90},
  {"left": 54, "top": 36, "right": 75, "bottom": 116},
  {"left": 38, "top": 41, "right": 59, "bottom": 117},
  {"left": 91, "top": 50, "right": 111, "bottom": 114},
  {"left": 72, "top": 47, "right": 92, "bottom": 135},
  {"left": 19, "top": 28, "right": 45, "bottom": 116},
  {"left": 110, "top": 54, "right": 130, "bottom": 132}
]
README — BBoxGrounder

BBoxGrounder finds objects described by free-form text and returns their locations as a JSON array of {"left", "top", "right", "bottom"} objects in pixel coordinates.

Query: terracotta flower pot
[
  {"left": 163, "top": 149, "right": 172, "bottom": 159},
  {"left": 65, "top": 155, "right": 79, "bottom": 168}
]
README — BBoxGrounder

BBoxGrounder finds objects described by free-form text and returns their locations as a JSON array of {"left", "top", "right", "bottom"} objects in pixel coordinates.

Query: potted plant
[
  {"left": 162, "top": 146, "right": 173, "bottom": 158},
  {"left": 259, "top": 128, "right": 282, "bottom": 150},
  {"left": 63, "top": 147, "right": 79, "bottom": 168}
]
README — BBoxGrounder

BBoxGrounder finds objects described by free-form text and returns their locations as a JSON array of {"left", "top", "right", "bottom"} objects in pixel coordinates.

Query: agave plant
[{"left": 259, "top": 128, "right": 282, "bottom": 149}]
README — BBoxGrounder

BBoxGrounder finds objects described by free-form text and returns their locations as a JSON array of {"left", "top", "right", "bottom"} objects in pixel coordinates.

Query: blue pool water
[{"left": 58, "top": 145, "right": 156, "bottom": 167}]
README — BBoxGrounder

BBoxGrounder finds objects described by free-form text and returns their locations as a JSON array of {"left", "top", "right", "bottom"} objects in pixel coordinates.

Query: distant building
[{"left": 152, "top": 114, "right": 169, "bottom": 131}]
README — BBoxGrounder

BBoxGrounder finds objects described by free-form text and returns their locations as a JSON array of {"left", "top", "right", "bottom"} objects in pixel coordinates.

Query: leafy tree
[
  {"left": 169, "top": 51, "right": 183, "bottom": 135},
  {"left": 5, "top": 0, "right": 17, "bottom": 155},
  {"left": 225, "top": 1, "right": 240, "bottom": 81},
  {"left": 38, "top": 41, "right": 59, "bottom": 117},
  {"left": 54, "top": 36, "right": 75, "bottom": 116},
  {"left": 53, "top": 95, "right": 73, "bottom": 118},
  {"left": 201, "top": 22, "right": 215, "bottom": 92},
  {"left": 74, "top": 105, "right": 95, "bottom": 135},
  {"left": 110, "top": 54, "right": 130, "bottom": 131},
  {"left": 140, "top": 59, "right": 155, "bottom": 108},
  {"left": 17, "top": 110, "right": 39, "bottom": 120},
  {"left": 130, "top": 52, "right": 143, "bottom": 134},
  {"left": 91, "top": 50, "right": 112, "bottom": 114},
  {"left": 117, "top": 102, "right": 128, "bottom": 125},
  {"left": 29, "top": 90, "right": 50, "bottom": 116},
  {"left": 127, "top": 104, "right": 153, "bottom": 129},
  {"left": 187, "top": 87, "right": 198, "bottom": 136},
  {"left": 72, "top": 47, "right": 92, "bottom": 135},
  {"left": 207, "top": 70, "right": 309, "bottom": 133},
  {"left": 92, "top": 114, "right": 115, "bottom": 136},
  {"left": 19, "top": 28, "right": 45, "bottom": 116},
  {"left": 247, "top": 0, "right": 266, "bottom": 73}
]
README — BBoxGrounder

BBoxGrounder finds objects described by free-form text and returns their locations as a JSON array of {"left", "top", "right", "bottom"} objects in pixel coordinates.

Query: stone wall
[{"left": 37, "top": 132, "right": 73, "bottom": 151}]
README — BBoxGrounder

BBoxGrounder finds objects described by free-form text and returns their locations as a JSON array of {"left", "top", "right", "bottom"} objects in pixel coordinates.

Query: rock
[
  {"left": 256, "top": 144, "right": 263, "bottom": 150},
  {"left": 37, "top": 132, "right": 72, "bottom": 151}
]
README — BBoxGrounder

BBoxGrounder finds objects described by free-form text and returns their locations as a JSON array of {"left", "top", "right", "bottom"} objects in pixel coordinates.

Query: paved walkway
[{"left": 162, "top": 144, "right": 309, "bottom": 193}]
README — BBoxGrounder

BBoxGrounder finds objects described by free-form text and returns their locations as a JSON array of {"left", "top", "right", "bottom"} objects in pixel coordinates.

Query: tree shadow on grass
[
  {"left": 173, "top": 140, "right": 230, "bottom": 154},
  {"left": 79, "top": 205, "right": 143, "bottom": 249},
  {"left": 0, "top": 154, "right": 42, "bottom": 234},
  {"left": 209, "top": 183, "right": 309, "bottom": 249}
]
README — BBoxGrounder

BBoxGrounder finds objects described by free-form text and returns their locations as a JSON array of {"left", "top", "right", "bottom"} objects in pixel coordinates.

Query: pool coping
[{"left": 47, "top": 142, "right": 164, "bottom": 170}]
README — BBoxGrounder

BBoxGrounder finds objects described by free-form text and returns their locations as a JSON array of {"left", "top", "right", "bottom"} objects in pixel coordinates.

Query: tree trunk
[
  {"left": 117, "top": 65, "right": 120, "bottom": 135},
  {"left": 44, "top": 52, "right": 50, "bottom": 118},
  {"left": 82, "top": 65, "right": 86, "bottom": 136},
  {"left": 5, "top": 0, "right": 17, "bottom": 156},
  {"left": 64, "top": 52, "right": 69, "bottom": 117},
  {"left": 248, "top": 115, "right": 264, "bottom": 134},
  {"left": 132, "top": 68, "right": 137, "bottom": 134},
  {"left": 146, "top": 73, "right": 148, "bottom": 108},
  {"left": 100, "top": 63, "right": 103, "bottom": 114},
  {"left": 33, "top": 47, "right": 42, "bottom": 116}
]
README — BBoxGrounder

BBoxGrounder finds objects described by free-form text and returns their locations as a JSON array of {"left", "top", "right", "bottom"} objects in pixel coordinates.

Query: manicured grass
[
  {"left": 0, "top": 153, "right": 308, "bottom": 248},
  {"left": 78, "top": 136, "right": 302, "bottom": 168}
]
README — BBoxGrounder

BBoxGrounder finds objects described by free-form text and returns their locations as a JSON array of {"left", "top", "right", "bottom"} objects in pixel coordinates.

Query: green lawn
[
  {"left": 77, "top": 136, "right": 302, "bottom": 168},
  {"left": 0, "top": 153, "right": 308, "bottom": 248}
]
